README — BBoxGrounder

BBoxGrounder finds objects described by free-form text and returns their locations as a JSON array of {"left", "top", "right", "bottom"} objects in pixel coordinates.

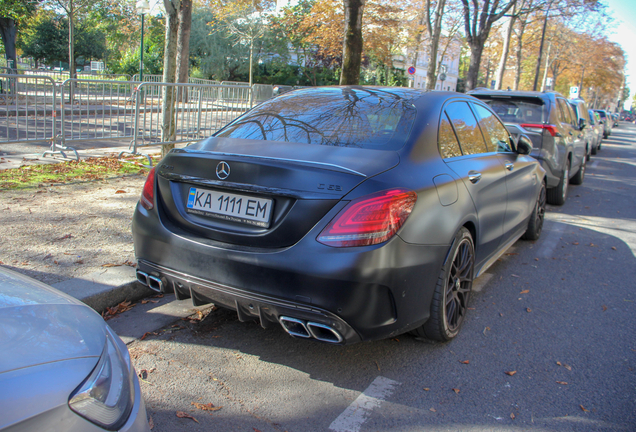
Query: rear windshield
[
  {"left": 478, "top": 97, "right": 548, "bottom": 124},
  {"left": 595, "top": 110, "right": 607, "bottom": 119},
  {"left": 215, "top": 88, "right": 417, "bottom": 150}
]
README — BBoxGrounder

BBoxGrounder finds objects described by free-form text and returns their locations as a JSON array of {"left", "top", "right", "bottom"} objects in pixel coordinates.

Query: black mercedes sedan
[{"left": 132, "top": 86, "right": 546, "bottom": 345}]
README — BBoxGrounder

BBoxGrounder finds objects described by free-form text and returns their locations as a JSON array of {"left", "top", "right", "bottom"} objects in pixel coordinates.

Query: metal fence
[
  {"left": 126, "top": 82, "right": 252, "bottom": 159},
  {"left": 0, "top": 74, "right": 58, "bottom": 148},
  {"left": 0, "top": 73, "right": 296, "bottom": 164}
]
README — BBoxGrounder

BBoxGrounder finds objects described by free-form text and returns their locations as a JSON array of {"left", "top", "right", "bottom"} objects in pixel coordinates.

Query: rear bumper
[{"left": 132, "top": 203, "right": 447, "bottom": 344}]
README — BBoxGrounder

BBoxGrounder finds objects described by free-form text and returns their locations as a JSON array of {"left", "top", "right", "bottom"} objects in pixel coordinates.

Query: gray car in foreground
[{"left": 0, "top": 267, "right": 150, "bottom": 432}]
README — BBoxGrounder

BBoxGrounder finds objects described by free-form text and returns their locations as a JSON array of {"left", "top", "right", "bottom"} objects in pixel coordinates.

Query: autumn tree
[
  {"left": 460, "top": 0, "right": 516, "bottom": 91},
  {"left": 0, "top": 0, "right": 40, "bottom": 70}
]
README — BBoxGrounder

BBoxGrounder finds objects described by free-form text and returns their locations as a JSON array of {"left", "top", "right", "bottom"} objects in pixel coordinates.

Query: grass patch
[{"left": 0, "top": 156, "right": 157, "bottom": 190}]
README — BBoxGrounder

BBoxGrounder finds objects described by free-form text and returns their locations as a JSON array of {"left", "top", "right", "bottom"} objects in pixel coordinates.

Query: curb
[{"left": 52, "top": 266, "right": 154, "bottom": 313}]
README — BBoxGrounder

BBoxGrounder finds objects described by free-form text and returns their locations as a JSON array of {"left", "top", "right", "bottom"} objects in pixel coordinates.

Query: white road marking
[{"left": 329, "top": 376, "right": 401, "bottom": 432}]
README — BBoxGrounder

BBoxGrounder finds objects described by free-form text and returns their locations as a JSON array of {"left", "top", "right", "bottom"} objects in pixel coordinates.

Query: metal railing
[
  {"left": 123, "top": 82, "right": 253, "bottom": 161},
  {"left": 0, "top": 74, "right": 59, "bottom": 152},
  {"left": 0, "top": 75, "right": 294, "bottom": 164}
]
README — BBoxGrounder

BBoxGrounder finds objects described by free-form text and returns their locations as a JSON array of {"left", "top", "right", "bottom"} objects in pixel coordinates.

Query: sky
[{"left": 602, "top": 0, "right": 636, "bottom": 109}]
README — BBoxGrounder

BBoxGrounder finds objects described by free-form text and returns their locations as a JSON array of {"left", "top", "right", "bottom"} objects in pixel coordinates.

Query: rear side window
[
  {"left": 438, "top": 113, "right": 463, "bottom": 159},
  {"left": 216, "top": 88, "right": 417, "bottom": 150},
  {"left": 445, "top": 101, "right": 489, "bottom": 155},
  {"left": 557, "top": 99, "right": 574, "bottom": 125},
  {"left": 472, "top": 104, "right": 513, "bottom": 152},
  {"left": 479, "top": 97, "right": 547, "bottom": 124}
]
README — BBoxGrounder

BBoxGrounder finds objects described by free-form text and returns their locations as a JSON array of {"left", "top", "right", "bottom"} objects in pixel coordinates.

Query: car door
[
  {"left": 441, "top": 101, "right": 508, "bottom": 265},
  {"left": 472, "top": 102, "right": 538, "bottom": 243}
]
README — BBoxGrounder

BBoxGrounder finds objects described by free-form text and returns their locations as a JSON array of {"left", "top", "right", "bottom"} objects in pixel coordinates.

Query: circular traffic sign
[{"left": 408, "top": 66, "right": 416, "bottom": 75}]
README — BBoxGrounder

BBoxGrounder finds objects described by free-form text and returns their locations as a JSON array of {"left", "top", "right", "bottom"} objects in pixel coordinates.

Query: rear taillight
[
  {"left": 520, "top": 123, "right": 559, "bottom": 137},
  {"left": 140, "top": 167, "right": 155, "bottom": 210},
  {"left": 317, "top": 189, "right": 417, "bottom": 248}
]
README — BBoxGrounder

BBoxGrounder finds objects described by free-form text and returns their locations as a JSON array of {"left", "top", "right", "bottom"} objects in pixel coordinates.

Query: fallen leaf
[
  {"left": 526, "top": 308, "right": 532, "bottom": 313},
  {"left": 102, "top": 263, "right": 122, "bottom": 268},
  {"left": 511, "top": 274, "right": 520, "bottom": 278},
  {"left": 510, "top": 413, "right": 516, "bottom": 420},
  {"left": 572, "top": 242, "right": 579, "bottom": 245},
  {"left": 565, "top": 365, "right": 572, "bottom": 371},
  {"left": 556, "top": 381, "right": 568, "bottom": 385},
  {"left": 590, "top": 243, "right": 596, "bottom": 247},
  {"left": 115, "top": 190, "right": 127, "bottom": 194},
  {"left": 253, "top": 429, "right": 262, "bottom": 432},
  {"left": 423, "top": 388, "right": 430, "bottom": 391},
  {"left": 75, "top": 259, "right": 84, "bottom": 264},
  {"left": 460, "top": 360, "right": 470, "bottom": 364},
  {"left": 499, "top": 313, "right": 503, "bottom": 317},
  {"left": 192, "top": 402, "right": 223, "bottom": 412},
  {"left": 556, "top": 361, "right": 562, "bottom": 366},
  {"left": 429, "top": 408, "right": 436, "bottom": 412},
  {"left": 611, "top": 247, "right": 617, "bottom": 250},
  {"left": 148, "top": 415, "right": 154, "bottom": 429},
  {"left": 506, "top": 252, "right": 519, "bottom": 256},
  {"left": 505, "top": 371, "right": 517, "bottom": 376},
  {"left": 580, "top": 405, "right": 589, "bottom": 412},
  {"left": 140, "top": 332, "right": 157, "bottom": 341},
  {"left": 483, "top": 327, "right": 491, "bottom": 336},
  {"left": 602, "top": 305, "right": 607, "bottom": 312},
  {"left": 452, "top": 388, "right": 460, "bottom": 394},
  {"left": 534, "top": 258, "right": 539, "bottom": 261},
  {"left": 176, "top": 412, "right": 199, "bottom": 423},
  {"left": 375, "top": 361, "right": 381, "bottom": 372},
  {"left": 520, "top": 290, "right": 530, "bottom": 294}
]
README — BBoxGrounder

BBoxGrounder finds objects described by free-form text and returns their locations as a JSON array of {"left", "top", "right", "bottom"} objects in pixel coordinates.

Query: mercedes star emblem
[{"left": 216, "top": 161, "right": 230, "bottom": 180}]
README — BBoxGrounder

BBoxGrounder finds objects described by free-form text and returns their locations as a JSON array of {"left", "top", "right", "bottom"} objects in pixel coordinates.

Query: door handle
[
  {"left": 505, "top": 162, "right": 514, "bottom": 171},
  {"left": 468, "top": 171, "right": 482, "bottom": 184}
]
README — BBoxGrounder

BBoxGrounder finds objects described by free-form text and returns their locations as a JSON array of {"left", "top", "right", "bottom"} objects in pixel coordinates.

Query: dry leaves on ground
[
  {"left": 102, "top": 301, "right": 135, "bottom": 320},
  {"left": 176, "top": 412, "right": 199, "bottom": 423},
  {"left": 192, "top": 402, "right": 223, "bottom": 412}
]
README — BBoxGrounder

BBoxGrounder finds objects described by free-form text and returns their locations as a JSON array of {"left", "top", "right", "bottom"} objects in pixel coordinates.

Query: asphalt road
[{"left": 118, "top": 123, "right": 636, "bottom": 432}]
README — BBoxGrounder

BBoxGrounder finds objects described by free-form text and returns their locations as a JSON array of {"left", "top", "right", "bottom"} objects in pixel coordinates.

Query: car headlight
[{"left": 68, "top": 328, "right": 135, "bottom": 430}]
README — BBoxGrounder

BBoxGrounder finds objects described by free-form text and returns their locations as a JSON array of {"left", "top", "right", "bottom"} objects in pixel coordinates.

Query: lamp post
[{"left": 136, "top": 0, "right": 151, "bottom": 83}]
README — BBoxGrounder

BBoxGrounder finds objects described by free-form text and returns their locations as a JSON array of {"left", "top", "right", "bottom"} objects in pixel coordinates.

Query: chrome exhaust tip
[
  {"left": 279, "top": 316, "right": 311, "bottom": 338},
  {"left": 136, "top": 270, "right": 149, "bottom": 286},
  {"left": 146, "top": 275, "right": 163, "bottom": 293},
  {"left": 307, "top": 322, "right": 344, "bottom": 344}
]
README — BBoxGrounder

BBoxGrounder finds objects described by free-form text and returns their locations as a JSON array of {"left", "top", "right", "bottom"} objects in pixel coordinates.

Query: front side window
[{"left": 445, "top": 101, "right": 489, "bottom": 155}]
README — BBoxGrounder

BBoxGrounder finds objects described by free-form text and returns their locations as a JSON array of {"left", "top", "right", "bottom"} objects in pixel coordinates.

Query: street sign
[
  {"left": 569, "top": 86, "right": 579, "bottom": 98},
  {"left": 439, "top": 73, "right": 447, "bottom": 82},
  {"left": 407, "top": 66, "right": 416, "bottom": 75}
]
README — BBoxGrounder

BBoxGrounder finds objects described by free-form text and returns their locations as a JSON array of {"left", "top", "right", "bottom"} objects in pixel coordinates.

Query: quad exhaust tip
[
  {"left": 136, "top": 270, "right": 163, "bottom": 293},
  {"left": 279, "top": 316, "right": 343, "bottom": 344}
]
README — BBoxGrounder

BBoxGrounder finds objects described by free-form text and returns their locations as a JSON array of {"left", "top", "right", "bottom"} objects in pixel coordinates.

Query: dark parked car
[
  {"left": 132, "top": 86, "right": 546, "bottom": 344},
  {"left": 593, "top": 109, "right": 612, "bottom": 138},
  {"left": 0, "top": 267, "right": 150, "bottom": 432},
  {"left": 568, "top": 98, "right": 593, "bottom": 161},
  {"left": 468, "top": 89, "right": 587, "bottom": 205},
  {"left": 588, "top": 109, "right": 603, "bottom": 154}
]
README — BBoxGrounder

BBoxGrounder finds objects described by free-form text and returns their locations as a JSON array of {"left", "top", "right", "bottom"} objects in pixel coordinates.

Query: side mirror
[
  {"left": 516, "top": 134, "right": 533, "bottom": 155},
  {"left": 578, "top": 118, "right": 586, "bottom": 130}
]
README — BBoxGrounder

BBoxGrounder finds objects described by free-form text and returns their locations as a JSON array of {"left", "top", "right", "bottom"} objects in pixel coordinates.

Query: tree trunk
[
  {"left": 425, "top": 0, "right": 446, "bottom": 90},
  {"left": 161, "top": 0, "right": 180, "bottom": 158},
  {"left": 340, "top": 0, "right": 365, "bottom": 85},
  {"left": 533, "top": 5, "right": 550, "bottom": 91},
  {"left": 175, "top": 0, "right": 192, "bottom": 102},
  {"left": 69, "top": 0, "right": 76, "bottom": 80},
  {"left": 513, "top": 21, "right": 527, "bottom": 91},
  {"left": 495, "top": 9, "right": 516, "bottom": 90},
  {"left": 0, "top": 18, "right": 17, "bottom": 71},
  {"left": 540, "top": 42, "right": 551, "bottom": 92},
  {"left": 465, "top": 37, "right": 486, "bottom": 91}
]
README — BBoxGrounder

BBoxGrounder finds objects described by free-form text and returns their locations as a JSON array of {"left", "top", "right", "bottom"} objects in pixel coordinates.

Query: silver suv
[{"left": 467, "top": 89, "right": 587, "bottom": 205}]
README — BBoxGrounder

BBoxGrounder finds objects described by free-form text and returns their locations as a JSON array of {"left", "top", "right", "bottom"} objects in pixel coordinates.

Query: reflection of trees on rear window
[
  {"left": 484, "top": 99, "right": 547, "bottom": 124},
  {"left": 216, "top": 88, "right": 417, "bottom": 150}
]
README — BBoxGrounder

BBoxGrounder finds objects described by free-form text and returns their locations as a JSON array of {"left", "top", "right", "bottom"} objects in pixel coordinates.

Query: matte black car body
[
  {"left": 468, "top": 89, "right": 587, "bottom": 205},
  {"left": 132, "top": 87, "right": 545, "bottom": 344}
]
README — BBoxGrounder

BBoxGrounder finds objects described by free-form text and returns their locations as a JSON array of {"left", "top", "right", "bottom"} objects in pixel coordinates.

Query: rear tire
[
  {"left": 570, "top": 157, "right": 585, "bottom": 185},
  {"left": 522, "top": 182, "right": 546, "bottom": 241},
  {"left": 412, "top": 227, "right": 474, "bottom": 342},
  {"left": 591, "top": 144, "right": 598, "bottom": 155},
  {"left": 546, "top": 160, "right": 569, "bottom": 206}
]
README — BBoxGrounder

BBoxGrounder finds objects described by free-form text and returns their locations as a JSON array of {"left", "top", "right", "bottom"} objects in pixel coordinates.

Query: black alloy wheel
[
  {"left": 414, "top": 227, "right": 475, "bottom": 341},
  {"left": 522, "top": 181, "right": 546, "bottom": 241}
]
